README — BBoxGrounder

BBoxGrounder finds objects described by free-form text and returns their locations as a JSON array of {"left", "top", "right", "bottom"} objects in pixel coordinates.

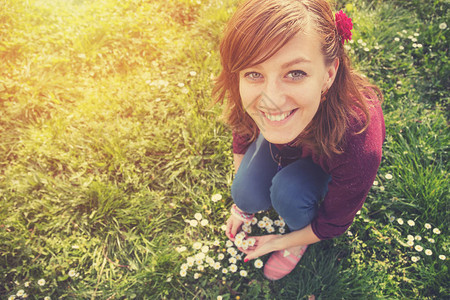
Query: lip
[{"left": 261, "top": 108, "right": 298, "bottom": 126}]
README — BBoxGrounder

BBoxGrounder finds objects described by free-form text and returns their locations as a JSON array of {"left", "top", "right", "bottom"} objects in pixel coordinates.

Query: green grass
[{"left": 0, "top": 0, "right": 448, "bottom": 299}]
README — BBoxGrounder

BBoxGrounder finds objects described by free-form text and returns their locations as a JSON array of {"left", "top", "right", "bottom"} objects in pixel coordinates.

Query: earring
[{"left": 321, "top": 89, "right": 328, "bottom": 103}]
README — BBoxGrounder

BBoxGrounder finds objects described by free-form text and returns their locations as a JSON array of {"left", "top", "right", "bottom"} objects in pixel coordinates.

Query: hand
[
  {"left": 225, "top": 214, "right": 244, "bottom": 241},
  {"left": 240, "top": 234, "right": 281, "bottom": 261}
]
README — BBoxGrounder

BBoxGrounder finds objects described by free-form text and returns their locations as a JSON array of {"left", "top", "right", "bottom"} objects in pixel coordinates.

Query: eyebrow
[{"left": 281, "top": 57, "right": 311, "bottom": 69}]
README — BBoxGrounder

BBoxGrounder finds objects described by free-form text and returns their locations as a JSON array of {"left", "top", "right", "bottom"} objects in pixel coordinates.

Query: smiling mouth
[{"left": 262, "top": 109, "right": 298, "bottom": 122}]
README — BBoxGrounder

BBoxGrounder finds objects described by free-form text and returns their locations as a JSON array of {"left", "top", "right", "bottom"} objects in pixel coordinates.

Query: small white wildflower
[
  {"left": 425, "top": 249, "right": 432, "bottom": 256},
  {"left": 242, "top": 224, "right": 252, "bottom": 233},
  {"left": 189, "top": 71, "right": 197, "bottom": 76},
  {"left": 347, "top": 231, "right": 353, "bottom": 236},
  {"left": 251, "top": 217, "right": 258, "bottom": 225},
  {"left": 189, "top": 220, "right": 198, "bottom": 227},
  {"left": 425, "top": 223, "right": 432, "bottom": 229},
  {"left": 266, "top": 226, "right": 275, "bottom": 233},
  {"left": 200, "top": 219, "right": 209, "bottom": 226},
  {"left": 72, "top": 245, "right": 80, "bottom": 249},
  {"left": 211, "top": 194, "right": 222, "bottom": 202},
  {"left": 385, "top": 174, "right": 393, "bottom": 180},
  {"left": 38, "top": 278, "right": 46, "bottom": 286},
  {"left": 407, "top": 240, "right": 414, "bottom": 247},
  {"left": 181, "top": 263, "right": 188, "bottom": 271},
  {"left": 201, "top": 245, "right": 209, "bottom": 253},
  {"left": 177, "top": 82, "right": 185, "bottom": 87},
  {"left": 68, "top": 269, "right": 76, "bottom": 277},
  {"left": 222, "top": 268, "right": 228, "bottom": 274},
  {"left": 412, "top": 43, "right": 418, "bottom": 48},
  {"left": 217, "top": 296, "right": 223, "bottom": 300},
  {"left": 257, "top": 221, "right": 265, "bottom": 228},
  {"left": 218, "top": 253, "right": 225, "bottom": 260},
  {"left": 439, "top": 22, "right": 447, "bottom": 30},
  {"left": 247, "top": 238, "right": 256, "bottom": 247},
  {"left": 22, "top": 294, "right": 28, "bottom": 299},
  {"left": 414, "top": 32, "right": 419, "bottom": 36},
  {"left": 412, "top": 38, "right": 417, "bottom": 42},
  {"left": 221, "top": 225, "right": 227, "bottom": 231},
  {"left": 428, "top": 238, "right": 435, "bottom": 243},
  {"left": 24, "top": 281, "right": 30, "bottom": 287},
  {"left": 229, "top": 257, "right": 237, "bottom": 264},
  {"left": 415, "top": 235, "right": 422, "bottom": 241},
  {"left": 411, "top": 256, "right": 420, "bottom": 263},
  {"left": 407, "top": 220, "right": 415, "bottom": 226},
  {"left": 213, "top": 239, "right": 220, "bottom": 246},
  {"left": 195, "top": 252, "right": 206, "bottom": 261},
  {"left": 194, "top": 213, "right": 203, "bottom": 221},
  {"left": 8, "top": 296, "right": 16, "bottom": 300},
  {"left": 397, "top": 218, "right": 404, "bottom": 225},
  {"left": 394, "top": 37, "right": 400, "bottom": 42},
  {"left": 373, "top": 180, "right": 379, "bottom": 186},
  {"left": 415, "top": 245, "right": 423, "bottom": 252},
  {"left": 433, "top": 228, "right": 441, "bottom": 234},
  {"left": 254, "top": 259, "right": 264, "bottom": 268},
  {"left": 357, "top": 39, "right": 363, "bottom": 44},
  {"left": 194, "top": 273, "right": 201, "bottom": 279},
  {"left": 226, "top": 240, "right": 234, "bottom": 248},
  {"left": 240, "top": 270, "right": 248, "bottom": 277},
  {"left": 213, "top": 262, "right": 221, "bottom": 270},
  {"left": 279, "top": 227, "right": 285, "bottom": 234},
  {"left": 177, "top": 246, "right": 187, "bottom": 253},
  {"left": 193, "top": 242, "right": 202, "bottom": 250},
  {"left": 439, "top": 255, "right": 446, "bottom": 260},
  {"left": 16, "top": 290, "right": 25, "bottom": 297},
  {"left": 407, "top": 235, "right": 414, "bottom": 241},
  {"left": 364, "top": 47, "right": 370, "bottom": 52},
  {"left": 180, "top": 269, "right": 187, "bottom": 277},
  {"left": 229, "top": 264, "right": 238, "bottom": 273},
  {"left": 388, "top": 215, "right": 395, "bottom": 222},
  {"left": 380, "top": 186, "right": 385, "bottom": 192},
  {"left": 399, "top": 46, "right": 404, "bottom": 50}
]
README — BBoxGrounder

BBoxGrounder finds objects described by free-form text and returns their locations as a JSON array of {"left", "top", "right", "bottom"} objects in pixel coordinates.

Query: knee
[{"left": 231, "top": 175, "right": 271, "bottom": 213}]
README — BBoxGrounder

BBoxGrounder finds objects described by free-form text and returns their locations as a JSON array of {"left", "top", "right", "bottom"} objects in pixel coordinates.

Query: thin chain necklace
[{"left": 269, "top": 142, "right": 303, "bottom": 172}]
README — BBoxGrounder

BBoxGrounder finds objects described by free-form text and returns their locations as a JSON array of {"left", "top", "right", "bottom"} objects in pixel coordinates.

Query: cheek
[{"left": 239, "top": 82, "right": 258, "bottom": 110}]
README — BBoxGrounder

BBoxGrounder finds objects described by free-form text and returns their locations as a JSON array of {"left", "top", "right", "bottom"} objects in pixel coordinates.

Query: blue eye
[
  {"left": 287, "top": 70, "right": 306, "bottom": 80},
  {"left": 245, "top": 72, "right": 263, "bottom": 80}
]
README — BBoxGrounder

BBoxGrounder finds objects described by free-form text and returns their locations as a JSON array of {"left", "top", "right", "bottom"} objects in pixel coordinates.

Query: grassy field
[{"left": 0, "top": 0, "right": 448, "bottom": 299}]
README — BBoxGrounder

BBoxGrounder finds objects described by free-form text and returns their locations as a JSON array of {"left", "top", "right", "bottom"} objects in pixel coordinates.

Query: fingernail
[
  {"left": 230, "top": 234, "right": 234, "bottom": 238},
  {"left": 244, "top": 258, "right": 249, "bottom": 263}
]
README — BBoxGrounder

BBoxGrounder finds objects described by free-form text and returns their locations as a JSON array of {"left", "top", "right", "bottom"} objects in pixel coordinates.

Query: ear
[{"left": 322, "top": 58, "right": 339, "bottom": 92}]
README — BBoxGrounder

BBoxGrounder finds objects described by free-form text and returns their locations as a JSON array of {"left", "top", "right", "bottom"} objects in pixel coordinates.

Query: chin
[{"left": 262, "top": 132, "right": 299, "bottom": 145}]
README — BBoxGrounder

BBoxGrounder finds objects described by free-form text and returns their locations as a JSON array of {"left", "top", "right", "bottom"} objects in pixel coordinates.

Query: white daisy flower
[
  {"left": 177, "top": 246, "right": 187, "bottom": 253},
  {"left": 247, "top": 238, "right": 256, "bottom": 247},
  {"left": 181, "top": 263, "right": 188, "bottom": 271},
  {"left": 407, "top": 240, "right": 414, "bottom": 247},
  {"left": 213, "top": 239, "right": 220, "bottom": 246},
  {"left": 201, "top": 246, "right": 209, "bottom": 253},
  {"left": 189, "top": 71, "right": 197, "bottom": 76},
  {"left": 428, "top": 238, "right": 435, "bottom": 243},
  {"left": 254, "top": 259, "right": 264, "bottom": 268},
  {"left": 397, "top": 218, "right": 404, "bottom": 225},
  {"left": 424, "top": 223, "right": 432, "bottom": 229},
  {"left": 38, "top": 279, "right": 46, "bottom": 286},
  {"left": 211, "top": 194, "right": 222, "bottom": 202},
  {"left": 193, "top": 242, "right": 202, "bottom": 250},
  {"left": 407, "top": 235, "right": 414, "bottom": 241},
  {"left": 222, "top": 268, "right": 228, "bottom": 274},
  {"left": 16, "top": 290, "right": 25, "bottom": 297},
  {"left": 394, "top": 37, "right": 400, "bottom": 42},
  {"left": 189, "top": 220, "right": 198, "bottom": 227},
  {"left": 433, "top": 228, "right": 441, "bottom": 234},
  {"left": 180, "top": 269, "right": 187, "bottom": 277},
  {"left": 226, "top": 240, "right": 234, "bottom": 248},
  {"left": 411, "top": 256, "right": 420, "bottom": 262},
  {"left": 373, "top": 180, "right": 379, "bottom": 186},
  {"left": 221, "top": 225, "right": 227, "bottom": 231},
  {"left": 279, "top": 227, "right": 285, "bottom": 234},
  {"left": 385, "top": 174, "right": 393, "bottom": 180},
  {"left": 197, "top": 265, "right": 204, "bottom": 271},
  {"left": 44, "top": 297, "right": 51, "bottom": 300},
  {"left": 251, "top": 217, "right": 258, "bottom": 225},
  {"left": 68, "top": 269, "right": 76, "bottom": 277},
  {"left": 229, "top": 257, "right": 237, "bottom": 264},
  {"left": 425, "top": 249, "right": 432, "bottom": 256},
  {"left": 415, "top": 235, "right": 422, "bottom": 241},
  {"left": 439, "top": 22, "right": 447, "bottom": 30},
  {"left": 407, "top": 220, "right": 415, "bottom": 226},
  {"left": 240, "top": 270, "right": 248, "bottom": 277},
  {"left": 177, "top": 82, "right": 185, "bottom": 87},
  {"left": 200, "top": 219, "right": 209, "bottom": 226},
  {"left": 194, "top": 273, "right": 201, "bottom": 279},
  {"left": 415, "top": 245, "right": 423, "bottom": 252},
  {"left": 439, "top": 255, "right": 446, "bottom": 260},
  {"left": 213, "top": 262, "right": 221, "bottom": 270},
  {"left": 229, "top": 264, "right": 238, "bottom": 273},
  {"left": 194, "top": 213, "right": 203, "bottom": 221},
  {"left": 218, "top": 253, "right": 225, "bottom": 261}
]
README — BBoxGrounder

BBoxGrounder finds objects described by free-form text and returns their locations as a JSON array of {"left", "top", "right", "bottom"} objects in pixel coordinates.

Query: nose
[{"left": 259, "top": 77, "right": 285, "bottom": 112}]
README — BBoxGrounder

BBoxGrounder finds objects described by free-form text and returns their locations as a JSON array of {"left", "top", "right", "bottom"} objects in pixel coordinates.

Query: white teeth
[{"left": 264, "top": 110, "right": 293, "bottom": 122}]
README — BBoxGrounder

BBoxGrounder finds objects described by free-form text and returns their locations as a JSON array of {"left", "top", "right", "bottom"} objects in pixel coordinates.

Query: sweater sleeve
[
  {"left": 232, "top": 131, "right": 254, "bottom": 155},
  {"left": 311, "top": 101, "right": 385, "bottom": 240}
]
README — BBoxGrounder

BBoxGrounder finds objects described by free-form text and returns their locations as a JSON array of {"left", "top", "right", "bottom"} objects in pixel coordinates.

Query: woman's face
[{"left": 239, "top": 29, "right": 338, "bottom": 144}]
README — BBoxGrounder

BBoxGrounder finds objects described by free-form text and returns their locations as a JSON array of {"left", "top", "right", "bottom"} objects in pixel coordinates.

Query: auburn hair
[{"left": 213, "top": 0, "right": 383, "bottom": 158}]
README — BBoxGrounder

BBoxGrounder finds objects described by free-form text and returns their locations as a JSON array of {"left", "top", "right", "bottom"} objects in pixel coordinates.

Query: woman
[{"left": 213, "top": 0, "right": 385, "bottom": 280}]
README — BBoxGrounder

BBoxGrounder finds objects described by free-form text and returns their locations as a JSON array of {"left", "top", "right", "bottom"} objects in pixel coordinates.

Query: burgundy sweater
[{"left": 232, "top": 97, "right": 385, "bottom": 240}]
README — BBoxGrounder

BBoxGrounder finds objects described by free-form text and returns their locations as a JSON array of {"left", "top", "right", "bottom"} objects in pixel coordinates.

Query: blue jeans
[{"left": 231, "top": 134, "right": 330, "bottom": 231}]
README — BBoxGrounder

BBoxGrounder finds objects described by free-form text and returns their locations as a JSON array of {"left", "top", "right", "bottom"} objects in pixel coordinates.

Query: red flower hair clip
[{"left": 335, "top": 10, "right": 353, "bottom": 44}]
